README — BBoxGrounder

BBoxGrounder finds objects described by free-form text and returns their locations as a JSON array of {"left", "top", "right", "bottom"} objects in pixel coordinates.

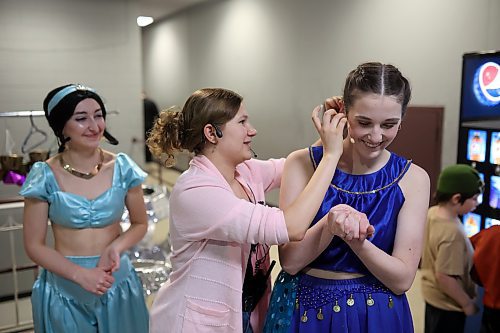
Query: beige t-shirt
[{"left": 421, "top": 205, "right": 476, "bottom": 311}]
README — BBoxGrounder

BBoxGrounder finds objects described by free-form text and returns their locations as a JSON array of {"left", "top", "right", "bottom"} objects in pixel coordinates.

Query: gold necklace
[
  {"left": 330, "top": 159, "right": 412, "bottom": 195},
  {"left": 59, "top": 148, "right": 104, "bottom": 180}
]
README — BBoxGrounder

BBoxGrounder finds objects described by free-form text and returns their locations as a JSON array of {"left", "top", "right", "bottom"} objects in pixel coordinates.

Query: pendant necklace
[{"left": 59, "top": 148, "right": 104, "bottom": 180}]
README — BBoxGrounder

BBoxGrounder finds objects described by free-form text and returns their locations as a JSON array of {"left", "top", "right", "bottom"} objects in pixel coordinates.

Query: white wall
[
  {"left": 142, "top": 0, "right": 500, "bottom": 168},
  {"left": 0, "top": 0, "right": 145, "bottom": 165}
]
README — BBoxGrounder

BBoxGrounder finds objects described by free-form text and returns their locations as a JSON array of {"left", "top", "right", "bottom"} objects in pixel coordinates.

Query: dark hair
[
  {"left": 43, "top": 84, "right": 118, "bottom": 152},
  {"left": 434, "top": 190, "right": 480, "bottom": 205},
  {"left": 343, "top": 62, "right": 412, "bottom": 117},
  {"left": 146, "top": 88, "right": 242, "bottom": 167}
]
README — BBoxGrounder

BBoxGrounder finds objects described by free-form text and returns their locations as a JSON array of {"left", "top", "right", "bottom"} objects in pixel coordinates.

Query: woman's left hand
[
  {"left": 327, "top": 204, "right": 374, "bottom": 241},
  {"left": 324, "top": 96, "right": 345, "bottom": 114},
  {"left": 98, "top": 244, "right": 121, "bottom": 273}
]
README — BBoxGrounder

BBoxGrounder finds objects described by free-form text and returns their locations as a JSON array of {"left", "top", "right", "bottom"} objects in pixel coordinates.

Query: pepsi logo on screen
[{"left": 474, "top": 62, "right": 500, "bottom": 106}]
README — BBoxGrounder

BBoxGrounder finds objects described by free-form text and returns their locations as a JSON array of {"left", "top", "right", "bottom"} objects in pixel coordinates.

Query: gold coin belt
[{"left": 295, "top": 283, "right": 394, "bottom": 323}]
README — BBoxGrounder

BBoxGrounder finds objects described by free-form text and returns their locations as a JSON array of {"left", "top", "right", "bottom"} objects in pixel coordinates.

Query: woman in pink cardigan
[{"left": 147, "top": 88, "right": 372, "bottom": 333}]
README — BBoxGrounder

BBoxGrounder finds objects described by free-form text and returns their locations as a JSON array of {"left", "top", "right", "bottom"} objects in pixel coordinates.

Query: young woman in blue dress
[
  {"left": 264, "top": 62, "right": 430, "bottom": 333},
  {"left": 20, "top": 84, "right": 149, "bottom": 332}
]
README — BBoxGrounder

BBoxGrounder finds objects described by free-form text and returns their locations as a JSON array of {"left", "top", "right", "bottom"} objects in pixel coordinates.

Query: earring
[{"left": 350, "top": 137, "right": 355, "bottom": 144}]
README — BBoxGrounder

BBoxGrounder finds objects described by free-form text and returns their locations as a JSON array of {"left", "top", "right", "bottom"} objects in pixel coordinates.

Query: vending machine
[{"left": 457, "top": 50, "right": 500, "bottom": 237}]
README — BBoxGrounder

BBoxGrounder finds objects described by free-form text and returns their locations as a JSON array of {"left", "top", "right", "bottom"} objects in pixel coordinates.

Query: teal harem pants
[{"left": 31, "top": 254, "right": 149, "bottom": 333}]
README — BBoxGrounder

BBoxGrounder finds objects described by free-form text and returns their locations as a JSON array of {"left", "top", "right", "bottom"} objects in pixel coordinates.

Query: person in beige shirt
[{"left": 421, "top": 164, "right": 483, "bottom": 333}]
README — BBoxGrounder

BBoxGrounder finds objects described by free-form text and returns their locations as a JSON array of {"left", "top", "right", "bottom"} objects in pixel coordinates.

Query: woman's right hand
[
  {"left": 75, "top": 266, "right": 115, "bottom": 295},
  {"left": 311, "top": 104, "right": 346, "bottom": 158}
]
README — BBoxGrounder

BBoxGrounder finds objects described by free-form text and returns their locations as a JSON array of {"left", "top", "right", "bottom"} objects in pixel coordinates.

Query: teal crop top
[{"left": 19, "top": 153, "right": 147, "bottom": 229}]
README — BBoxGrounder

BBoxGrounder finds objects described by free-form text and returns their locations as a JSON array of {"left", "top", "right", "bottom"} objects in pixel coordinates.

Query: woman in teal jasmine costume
[
  {"left": 20, "top": 84, "right": 149, "bottom": 332},
  {"left": 264, "top": 62, "right": 430, "bottom": 333}
]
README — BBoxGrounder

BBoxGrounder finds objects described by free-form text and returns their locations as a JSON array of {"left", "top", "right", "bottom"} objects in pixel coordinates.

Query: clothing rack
[
  {"left": 0, "top": 110, "right": 119, "bottom": 117},
  {"left": 1, "top": 110, "right": 51, "bottom": 156},
  {"left": 0, "top": 110, "right": 45, "bottom": 117},
  {"left": 0, "top": 200, "right": 35, "bottom": 332}
]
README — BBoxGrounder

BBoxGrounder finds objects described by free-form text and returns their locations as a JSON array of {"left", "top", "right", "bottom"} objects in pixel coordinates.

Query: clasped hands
[
  {"left": 77, "top": 245, "right": 120, "bottom": 295},
  {"left": 327, "top": 204, "right": 374, "bottom": 242}
]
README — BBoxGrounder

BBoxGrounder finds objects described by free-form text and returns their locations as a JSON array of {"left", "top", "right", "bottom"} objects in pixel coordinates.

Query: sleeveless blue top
[
  {"left": 19, "top": 153, "right": 146, "bottom": 229},
  {"left": 308, "top": 146, "right": 411, "bottom": 275}
]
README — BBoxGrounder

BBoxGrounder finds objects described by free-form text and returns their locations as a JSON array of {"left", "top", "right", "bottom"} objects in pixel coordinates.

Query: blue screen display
[
  {"left": 466, "top": 129, "right": 487, "bottom": 162},
  {"left": 462, "top": 212, "right": 481, "bottom": 237},
  {"left": 461, "top": 52, "right": 500, "bottom": 121}
]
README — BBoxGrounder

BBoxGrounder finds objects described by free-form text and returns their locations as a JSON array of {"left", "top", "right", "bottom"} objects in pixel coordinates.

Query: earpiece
[{"left": 211, "top": 124, "right": 223, "bottom": 138}]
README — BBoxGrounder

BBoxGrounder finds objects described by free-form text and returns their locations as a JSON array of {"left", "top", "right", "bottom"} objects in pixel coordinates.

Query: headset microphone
[
  {"left": 211, "top": 123, "right": 256, "bottom": 157},
  {"left": 211, "top": 124, "right": 223, "bottom": 138}
]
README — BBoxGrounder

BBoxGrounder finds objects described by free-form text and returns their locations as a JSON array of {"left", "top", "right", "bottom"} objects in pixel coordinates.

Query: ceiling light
[{"left": 137, "top": 16, "right": 154, "bottom": 27}]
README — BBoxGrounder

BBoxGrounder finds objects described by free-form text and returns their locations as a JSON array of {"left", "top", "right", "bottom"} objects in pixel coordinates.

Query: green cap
[{"left": 437, "top": 164, "right": 484, "bottom": 195}]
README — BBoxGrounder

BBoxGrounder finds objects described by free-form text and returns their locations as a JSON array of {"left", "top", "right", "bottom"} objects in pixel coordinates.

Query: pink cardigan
[{"left": 150, "top": 155, "right": 289, "bottom": 333}]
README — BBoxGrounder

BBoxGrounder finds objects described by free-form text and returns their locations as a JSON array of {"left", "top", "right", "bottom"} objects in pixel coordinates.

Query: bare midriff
[
  {"left": 302, "top": 267, "right": 365, "bottom": 280},
  {"left": 52, "top": 222, "right": 121, "bottom": 256}
]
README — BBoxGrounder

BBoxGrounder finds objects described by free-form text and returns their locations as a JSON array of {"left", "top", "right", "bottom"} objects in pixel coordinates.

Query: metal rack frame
[
  {"left": 0, "top": 111, "right": 45, "bottom": 118},
  {"left": 0, "top": 200, "right": 35, "bottom": 332},
  {"left": 0, "top": 111, "right": 44, "bottom": 331}
]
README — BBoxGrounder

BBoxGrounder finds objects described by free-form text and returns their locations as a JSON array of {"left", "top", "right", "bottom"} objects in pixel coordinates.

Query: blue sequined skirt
[
  {"left": 31, "top": 255, "right": 149, "bottom": 333},
  {"left": 263, "top": 271, "right": 413, "bottom": 333}
]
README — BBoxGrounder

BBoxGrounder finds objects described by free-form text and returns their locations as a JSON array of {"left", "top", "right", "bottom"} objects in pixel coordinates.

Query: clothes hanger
[{"left": 21, "top": 114, "right": 48, "bottom": 153}]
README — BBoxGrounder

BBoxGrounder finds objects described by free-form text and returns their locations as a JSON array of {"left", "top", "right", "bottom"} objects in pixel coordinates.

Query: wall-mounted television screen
[
  {"left": 489, "top": 175, "right": 500, "bottom": 209},
  {"left": 478, "top": 172, "right": 484, "bottom": 204},
  {"left": 485, "top": 217, "right": 500, "bottom": 229},
  {"left": 463, "top": 212, "right": 481, "bottom": 237},
  {"left": 467, "top": 129, "right": 487, "bottom": 162},
  {"left": 460, "top": 51, "right": 500, "bottom": 122},
  {"left": 490, "top": 132, "right": 500, "bottom": 164}
]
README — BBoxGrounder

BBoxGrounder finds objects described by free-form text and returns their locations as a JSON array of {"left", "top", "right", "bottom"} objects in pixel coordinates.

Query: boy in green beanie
[{"left": 421, "top": 164, "right": 484, "bottom": 333}]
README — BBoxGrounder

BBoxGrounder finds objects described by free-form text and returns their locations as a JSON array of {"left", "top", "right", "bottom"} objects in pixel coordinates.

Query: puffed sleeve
[
  {"left": 115, "top": 153, "right": 147, "bottom": 189},
  {"left": 19, "top": 162, "right": 50, "bottom": 201}
]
